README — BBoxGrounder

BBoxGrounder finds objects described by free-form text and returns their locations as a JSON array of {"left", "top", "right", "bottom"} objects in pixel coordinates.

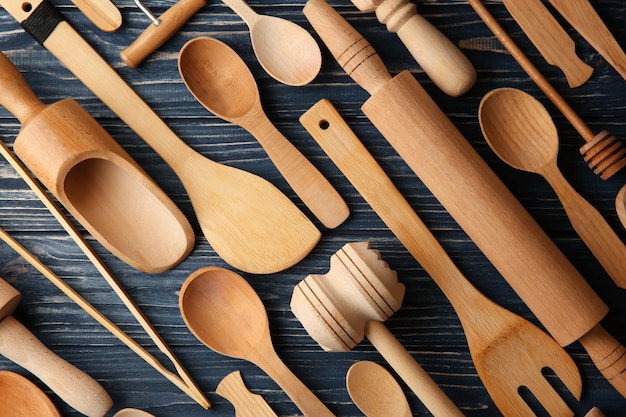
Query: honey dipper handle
[
  {"left": 303, "top": 0, "right": 391, "bottom": 95},
  {"left": 0, "top": 316, "right": 113, "bottom": 417},
  {"left": 578, "top": 324, "right": 626, "bottom": 397},
  {"left": 0, "top": 52, "right": 45, "bottom": 123},
  {"left": 366, "top": 321, "right": 465, "bottom": 417}
]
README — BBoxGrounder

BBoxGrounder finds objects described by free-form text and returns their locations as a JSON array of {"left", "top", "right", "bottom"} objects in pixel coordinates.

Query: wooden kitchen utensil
[
  {"left": 113, "top": 409, "right": 155, "bottom": 417},
  {"left": 303, "top": 0, "right": 626, "bottom": 398},
  {"left": 346, "top": 361, "right": 412, "bottom": 417},
  {"left": 469, "top": 0, "right": 626, "bottom": 179},
  {"left": 216, "top": 370, "right": 278, "bottom": 417},
  {"left": 348, "top": 0, "right": 475, "bottom": 96},
  {"left": 220, "top": 0, "right": 322, "bottom": 86},
  {"left": 179, "top": 266, "right": 336, "bottom": 417},
  {"left": 0, "top": 278, "right": 112, "bottom": 417},
  {"left": 548, "top": 0, "right": 626, "bottom": 81},
  {"left": 71, "top": 0, "right": 121, "bottom": 32},
  {"left": 479, "top": 87, "right": 626, "bottom": 289},
  {"left": 292, "top": 242, "right": 466, "bottom": 417},
  {"left": 0, "top": 51, "right": 194, "bottom": 274},
  {"left": 501, "top": 0, "right": 593, "bottom": 88},
  {"left": 0, "top": 370, "right": 61, "bottom": 417},
  {"left": 0, "top": 0, "right": 321, "bottom": 274},
  {"left": 178, "top": 37, "right": 348, "bottom": 229},
  {"left": 121, "top": 0, "right": 207, "bottom": 68}
]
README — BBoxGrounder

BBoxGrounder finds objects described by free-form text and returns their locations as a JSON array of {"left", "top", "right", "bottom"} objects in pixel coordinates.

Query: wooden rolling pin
[{"left": 303, "top": 0, "right": 626, "bottom": 396}]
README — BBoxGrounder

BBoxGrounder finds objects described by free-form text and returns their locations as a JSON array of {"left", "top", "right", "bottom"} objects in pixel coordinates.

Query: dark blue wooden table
[{"left": 0, "top": 0, "right": 625, "bottom": 415}]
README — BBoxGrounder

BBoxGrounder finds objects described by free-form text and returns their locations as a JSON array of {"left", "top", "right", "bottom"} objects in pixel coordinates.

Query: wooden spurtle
[
  {"left": 548, "top": 0, "right": 626, "bottom": 81},
  {"left": 0, "top": 0, "right": 320, "bottom": 274},
  {"left": 303, "top": 0, "right": 626, "bottom": 398},
  {"left": 501, "top": 0, "right": 593, "bottom": 87},
  {"left": 216, "top": 371, "right": 278, "bottom": 417},
  {"left": 72, "top": 0, "right": 121, "bottom": 32}
]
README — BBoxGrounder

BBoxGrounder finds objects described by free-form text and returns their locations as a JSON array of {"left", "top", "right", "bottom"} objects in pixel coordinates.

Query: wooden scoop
[
  {"left": 479, "top": 87, "right": 626, "bottom": 290},
  {"left": 0, "top": 0, "right": 320, "bottom": 274},
  {"left": 0, "top": 51, "right": 194, "bottom": 274},
  {"left": 178, "top": 37, "right": 349, "bottom": 229},
  {"left": 0, "top": 370, "right": 61, "bottom": 417},
  {"left": 346, "top": 361, "right": 412, "bottom": 417},
  {"left": 0, "top": 278, "right": 113, "bottom": 417},
  {"left": 179, "top": 266, "right": 335, "bottom": 417}
]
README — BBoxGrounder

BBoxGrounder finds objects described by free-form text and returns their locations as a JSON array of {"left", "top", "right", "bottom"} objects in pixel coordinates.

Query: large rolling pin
[{"left": 303, "top": 0, "right": 626, "bottom": 396}]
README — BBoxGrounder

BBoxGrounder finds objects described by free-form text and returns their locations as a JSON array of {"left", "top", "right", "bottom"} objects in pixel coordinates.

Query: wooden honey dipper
[{"left": 291, "top": 241, "right": 464, "bottom": 417}]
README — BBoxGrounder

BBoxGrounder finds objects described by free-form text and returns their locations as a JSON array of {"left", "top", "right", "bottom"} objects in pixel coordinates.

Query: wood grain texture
[{"left": 0, "top": 0, "right": 625, "bottom": 416}]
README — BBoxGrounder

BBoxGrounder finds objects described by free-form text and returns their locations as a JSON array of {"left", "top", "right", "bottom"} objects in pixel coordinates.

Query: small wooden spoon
[
  {"left": 179, "top": 37, "right": 348, "bottom": 229},
  {"left": 479, "top": 88, "right": 626, "bottom": 289},
  {"left": 113, "top": 408, "right": 155, "bottom": 417},
  {"left": 0, "top": 371, "right": 61, "bottom": 417},
  {"left": 346, "top": 361, "right": 411, "bottom": 417},
  {"left": 221, "top": 0, "right": 321, "bottom": 86},
  {"left": 179, "top": 266, "right": 335, "bottom": 417}
]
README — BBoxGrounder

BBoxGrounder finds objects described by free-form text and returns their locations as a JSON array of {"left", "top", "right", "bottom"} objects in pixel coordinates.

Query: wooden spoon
[
  {"left": 346, "top": 361, "right": 411, "bottom": 417},
  {"left": 0, "top": 370, "right": 61, "bottom": 417},
  {"left": 220, "top": 0, "right": 321, "bottom": 86},
  {"left": 179, "top": 266, "right": 335, "bottom": 417},
  {"left": 479, "top": 87, "right": 626, "bottom": 290},
  {"left": 178, "top": 37, "right": 348, "bottom": 229},
  {"left": 113, "top": 409, "right": 155, "bottom": 417}
]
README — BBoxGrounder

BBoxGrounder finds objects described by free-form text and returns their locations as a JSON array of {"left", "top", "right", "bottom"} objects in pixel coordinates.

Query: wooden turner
[{"left": 299, "top": 100, "right": 583, "bottom": 417}]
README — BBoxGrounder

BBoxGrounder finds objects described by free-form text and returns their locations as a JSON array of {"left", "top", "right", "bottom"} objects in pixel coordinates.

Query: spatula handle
[
  {"left": 0, "top": 316, "right": 113, "bottom": 417},
  {"left": 0, "top": 52, "right": 45, "bottom": 123}
]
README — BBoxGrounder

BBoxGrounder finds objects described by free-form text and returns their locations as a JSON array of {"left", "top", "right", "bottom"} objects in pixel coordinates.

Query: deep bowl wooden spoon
[
  {"left": 479, "top": 87, "right": 626, "bottom": 289},
  {"left": 0, "top": 371, "right": 61, "bottom": 417},
  {"left": 179, "top": 266, "right": 335, "bottom": 417},
  {"left": 346, "top": 361, "right": 411, "bottom": 417},
  {"left": 179, "top": 37, "right": 348, "bottom": 229},
  {"left": 220, "top": 0, "right": 321, "bottom": 86}
]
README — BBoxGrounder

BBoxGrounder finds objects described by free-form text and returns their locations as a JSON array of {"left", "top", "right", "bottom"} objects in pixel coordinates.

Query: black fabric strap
[{"left": 20, "top": 0, "right": 64, "bottom": 45}]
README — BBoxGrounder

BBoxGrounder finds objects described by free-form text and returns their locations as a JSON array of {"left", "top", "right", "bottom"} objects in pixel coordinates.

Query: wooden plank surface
[{"left": 0, "top": 0, "right": 625, "bottom": 415}]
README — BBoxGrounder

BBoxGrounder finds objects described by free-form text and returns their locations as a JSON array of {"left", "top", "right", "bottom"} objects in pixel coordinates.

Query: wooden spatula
[{"left": 72, "top": 0, "right": 121, "bottom": 32}]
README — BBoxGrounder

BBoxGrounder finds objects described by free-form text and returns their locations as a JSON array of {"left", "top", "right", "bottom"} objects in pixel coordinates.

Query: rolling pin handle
[{"left": 579, "top": 324, "right": 626, "bottom": 396}]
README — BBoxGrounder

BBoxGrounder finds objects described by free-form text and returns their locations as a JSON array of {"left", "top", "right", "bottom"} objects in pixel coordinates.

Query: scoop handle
[
  {"left": 303, "top": 0, "right": 392, "bottom": 95},
  {"left": 0, "top": 316, "right": 113, "bottom": 417},
  {"left": 0, "top": 52, "right": 45, "bottom": 123}
]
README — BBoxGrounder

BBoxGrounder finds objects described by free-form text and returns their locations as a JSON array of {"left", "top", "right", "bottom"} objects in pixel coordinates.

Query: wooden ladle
[
  {"left": 220, "top": 0, "right": 321, "bottom": 86},
  {"left": 479, "top": 87, "right": 626, "bottom": 290},
  {"left": 346, "top": 361, "right": 411, "bottom": 417},
  {"left": 179, "top": 266, "right": 335, "bottom": 417},
  {"left": 0, "top": 370, "right": 61, "bottom": 417},
  {"left": 178, "top": 37, "right": 348, "bottom": 229}
]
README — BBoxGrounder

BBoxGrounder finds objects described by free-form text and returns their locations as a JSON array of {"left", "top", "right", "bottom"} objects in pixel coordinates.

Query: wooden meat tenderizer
[
  {"left": 121, "top": 0, "right": 206, "bottom": 68},
  {"left": 0, "top": 277, "right": 113, "bottom": 417},
  {"left": 291, "top": 241, "right": 464, "bottom": 417},
  {"left": 349, "top": 0, "right": 476, "bottom": 96}
]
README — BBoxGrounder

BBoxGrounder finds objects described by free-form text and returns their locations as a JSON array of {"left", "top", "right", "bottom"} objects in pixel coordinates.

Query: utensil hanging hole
[
  {"left": 21, "top": 2, "right": 32, "bottom": 12},
  {"left": 319, "top": 119, "right": 330, "bottom": 130}
]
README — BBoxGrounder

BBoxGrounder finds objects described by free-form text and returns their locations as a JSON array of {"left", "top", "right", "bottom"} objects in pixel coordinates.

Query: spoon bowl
[
  {"left": 0, "top": 371, "right": 61, "bottom": 417},
  {"left": 113, "top": 408, "right": 155, "bottom": 417}
]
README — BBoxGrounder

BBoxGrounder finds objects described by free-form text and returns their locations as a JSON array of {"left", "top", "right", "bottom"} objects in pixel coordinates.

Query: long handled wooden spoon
[
  {"left": 220, "top": 0, "right": 321, "bottom": 86},
  {"left": 346, "top": 361, "right": 412, "bottom": 417},
  {"left": 179, "top": 266, "right": 336, "bottom": 417},
  {"left": 178, "top": 37, "right": 348, "bottom": 229},
  {"left": 479, "top": 87, "right": 626, "bottom": 289},
  {"left": 0, "top": 370, "right": 61, "bottom": 417},
  {"left": 0, "top": 0, "right": 320, "bottom": 274}
]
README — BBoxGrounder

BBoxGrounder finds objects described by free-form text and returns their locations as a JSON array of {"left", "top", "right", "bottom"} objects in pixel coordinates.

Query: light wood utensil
[
  {"left": 178, "top": 37, "right": 348, "bottom": 229},
  {"left": 179, "top": 266, "right": 336, "bottom": 417},
  {"left": 585, "top": 408, "right": 606, "bottom": 417},
  {"left": 303, "top": 0, "right": 626, "bottom": 399},
  {"left": 71, "top": 0, "right": 121, "bottom": 32},
  {"left": 346, "top": 361, "right": 411, "bottom": 417},
  {"left": 468, "top": 0, "right": 626, "bottom": 179},
  {"left": 216, "top": 370, "right": 278, "bottom": 417},
  {"left": 548, "top": 0, "right": 626, "bottom": 82},
  {"left": 501, "top": 0, "right": 593, "bottom": 88},
  {"left": 292, "top": 242, "right": 465, "bottom": 417},
  {"left": 0, "top": 370, "right": 61, "bottom": 417},
  {"left": 113, "top": 408, "right": 155, "bottom": 417},
  {"left": 220, "top": 0, "right": 322, "bottom": 86},
  {"left": 0, "top": 51, "right": 194, "bottom": 274},
  {"left": 0, "top": 0, "right": 321, "bottom": 274},
  {"left": 479, "top": 87, "right": 626, "bottom": 289},
  {"left": 0, "top": 278, "right": 113, "bottom": 417},
  {"left": 349, "top": 0, "right": 475, "bottom": 96},
  {"left": 121, "top": 0, "right": 206, "bottom": 68}
]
